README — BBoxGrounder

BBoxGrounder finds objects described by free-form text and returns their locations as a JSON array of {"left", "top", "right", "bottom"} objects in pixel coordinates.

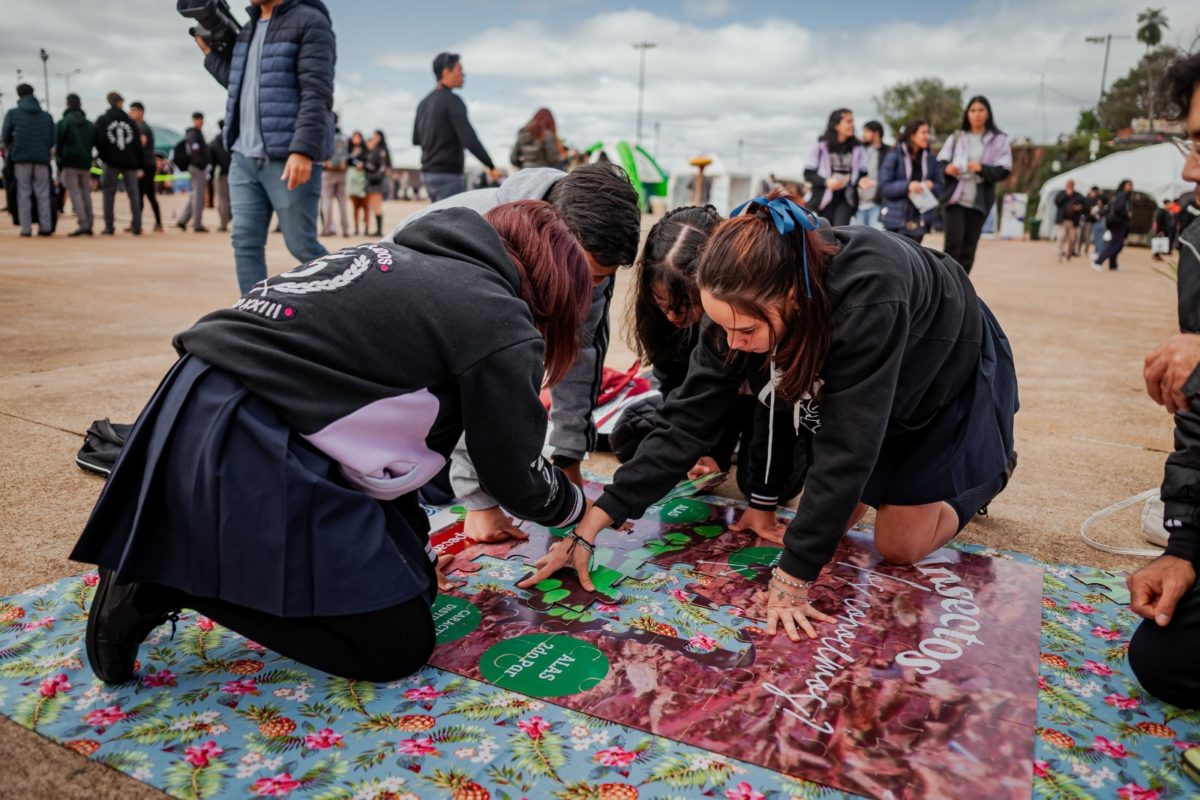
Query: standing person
[
  {"left": 1126, "top": 50, "right": 1200, "bottom": 709},
  {"left": 1093, "top": 179, "right": 1133, "bottom": 271},
  {"left": 72, "top": 202, "right": 593, "bottom": 685},
  {"left": 1077, "top": 185, "right": 1101, "bottom": 256},
  {"left": 804, "top": 108, "right": 866, "bottom": 227},
  {"left": 364, "top": 129, "right": 390, "bottom": 237},
  {"left": 412, "top": 52, "right": 499, "bottom": 202},
  {"left": 2, "top": 83, "right": 55, "bottom": 237},
  {"left": 128, "top": 102, "right": 163, "bottom": 233},
  {"left": 1053, "top": 180, "right": 1085, "bottom": 262},
  {"left": 511, "top": 108, "right": 566, "bottom": 170},
  {"left": 177, "top": 113, "right": 211, "bottom": 232},
  {"left": 195, "top": 0, "right": 335, "bottom": 294},
  {"left": 93, "top": 91, "right": 143, "bottom": 237},
  {"left": 520, "top": 190, "right": 1018, "bottom": 644},
  {"left": 1092, "top": 191, "right": 1109, "bottom": 253},
  {"left": 209, "top": 120, "right": 232, "bottom": 232},
  {"left": 1152, "top": 198, "right": 1177, "bottom": 260},
  {"left": 879, "top": 119, "right": 942, "bottom": 243},
  {"left": 938, "top": 95, "right": 1012, "bottom": 274},
  {"left": 55, "top": 92, "right": 95, "bottom": 237},
  {"left": 320, "top": 113, "right": 349, "bottom": 236},
  {"left": 854, "top": 120, "right": 888, "bottom": 229},
  {"left": 346, "top": 130, "right": 368, "bottom": 235}
]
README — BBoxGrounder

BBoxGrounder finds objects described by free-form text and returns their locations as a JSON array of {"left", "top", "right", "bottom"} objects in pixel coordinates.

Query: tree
[
  {"left": 1136, "top": 8, "right": 1170, "bottom": 128},
  {"left": 874, "top": 77, "right": 965, "bottom": 140},
  {"left": 1097, "top": 45, "right": 1180, "bottom": 131}
]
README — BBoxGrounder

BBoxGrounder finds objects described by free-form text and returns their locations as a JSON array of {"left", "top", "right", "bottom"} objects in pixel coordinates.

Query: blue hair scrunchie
[{"left": 729, "top": 195, "right": 820, "bottom": 298}]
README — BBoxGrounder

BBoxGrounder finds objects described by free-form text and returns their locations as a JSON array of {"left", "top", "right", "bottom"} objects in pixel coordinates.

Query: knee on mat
[
  {"left": 875, "top": 539, "right": 924, "bottom": 566},
  {"left": 1128, "top": 620, "right": 1200, "bottom": 710},
  {"left": 345, "top": 613, "right": 437, "bottom": 684}
]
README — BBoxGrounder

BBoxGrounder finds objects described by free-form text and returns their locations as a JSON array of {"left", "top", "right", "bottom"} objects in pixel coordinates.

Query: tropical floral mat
[{"left": 0, "top": 528, "right": 1197, "bottom": 798}]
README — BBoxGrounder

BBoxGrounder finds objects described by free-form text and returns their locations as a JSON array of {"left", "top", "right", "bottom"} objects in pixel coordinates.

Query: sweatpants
[
  {"left": 943, "top": 204, "right": 987, "bottom": 274},
  {"left": 14, "top": 162, "right": 52, "bottom": 234},
  {"left": 1128, "top": 584, "right": 1200, "bottom": 709},
  {"left": 61, "top": 166, "right": 94, "bottom": 232}
]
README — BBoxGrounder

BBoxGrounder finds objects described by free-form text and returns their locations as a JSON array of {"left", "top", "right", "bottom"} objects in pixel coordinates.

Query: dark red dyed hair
[
  {"left": 526, "top": 108, "right": 558, "bottom": 141},
  {"left": 485, "top": 200, "right": 590, "bottom": 386}
]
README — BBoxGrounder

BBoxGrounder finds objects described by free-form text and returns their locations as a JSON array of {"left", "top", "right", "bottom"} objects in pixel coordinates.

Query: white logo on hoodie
[{"left": 106, "top": 120, "right": 134, "bottom": 151}]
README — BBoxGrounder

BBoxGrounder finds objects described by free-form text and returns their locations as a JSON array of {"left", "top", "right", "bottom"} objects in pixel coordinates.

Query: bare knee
[{"left": 874, "top": 533, "right": 925, "bottom": 565}]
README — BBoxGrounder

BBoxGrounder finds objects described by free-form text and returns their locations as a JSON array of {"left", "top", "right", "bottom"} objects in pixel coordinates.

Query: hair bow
[{"left": 729, "top": 195, "right": 819, "bottom": 298}]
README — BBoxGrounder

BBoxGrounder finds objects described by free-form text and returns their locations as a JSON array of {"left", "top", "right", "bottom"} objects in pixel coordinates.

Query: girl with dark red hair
[
  {"left": 511, "top": 107, "right": 567, "bottom": 170},
  {"left": 74, "top": 201, "right": 591, "bottom": 684}
]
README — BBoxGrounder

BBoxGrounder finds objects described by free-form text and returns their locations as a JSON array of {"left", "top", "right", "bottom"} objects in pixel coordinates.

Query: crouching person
[{"left": 72, "top": 201, "right": 591, "bottom": 683}]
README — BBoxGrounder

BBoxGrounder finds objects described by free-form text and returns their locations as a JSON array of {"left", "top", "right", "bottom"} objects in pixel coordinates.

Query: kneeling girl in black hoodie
[
  {"left": 74, "top": 201, "right": 592, "bottom": 683},
  {"left": 521, "top": 190, "right": 1018, "bottom": 643}
]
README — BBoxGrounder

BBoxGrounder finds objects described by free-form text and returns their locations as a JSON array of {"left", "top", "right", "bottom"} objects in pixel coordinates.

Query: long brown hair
[
  {"left": 696, "top": 188, "right": 838, "bottom": 401},
  {"left": 484, "top": 200, "right": 590, "bottom": 386},
  {"left": 526, "top": 108, "right": 558, "bottom": 141}
]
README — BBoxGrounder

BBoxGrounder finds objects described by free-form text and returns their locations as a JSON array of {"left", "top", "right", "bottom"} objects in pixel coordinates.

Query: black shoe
[
  {"left": 68, "top": 229, "right": 90, "bottom": 237},
  {"left": 85, "top": 568, "right": 178, "bottom": 684},
  {"left": 38, "top": 230, "right": 53, "bottom": 237},
  {"left": 19, "top": 232, "right": 32, "bottom": 237},
  {"left": 101, "top": 229, "right": 115, "bottom": 236},
  {"left": 194, "top": 226, "right": 209, "bottom": 233},
  {"left": 153, "top": 224, "right": 164, "bottom": 233}
]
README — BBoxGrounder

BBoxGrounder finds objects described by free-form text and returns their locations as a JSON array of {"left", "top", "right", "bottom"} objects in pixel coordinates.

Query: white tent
[
  {"left": 1037, "top": 143, "right": 1195, "bottom": 234},
  {"left": 666, "top": 153, "right": 755, "bottom": 215}
]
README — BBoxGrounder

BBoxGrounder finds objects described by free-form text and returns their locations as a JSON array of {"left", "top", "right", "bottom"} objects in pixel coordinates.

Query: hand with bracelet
[
  {"left": 516, "top": 506, "right": 612, "bottom": 592},
  {"left": 764, "top": 566, "right": 836, "bottom": 642}
]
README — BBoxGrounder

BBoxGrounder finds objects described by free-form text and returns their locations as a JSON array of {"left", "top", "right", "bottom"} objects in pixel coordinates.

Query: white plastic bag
[{"left": 1151, "top": 236, "right": 1171, "bottom": 254}]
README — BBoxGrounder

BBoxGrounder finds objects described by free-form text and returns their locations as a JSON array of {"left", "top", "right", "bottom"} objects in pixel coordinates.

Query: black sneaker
[{"left": 85, "top": 569, "right": 178, "bottom": 684}]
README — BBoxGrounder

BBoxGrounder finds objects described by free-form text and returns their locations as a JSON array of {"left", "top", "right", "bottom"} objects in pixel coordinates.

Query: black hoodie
[
  {"left": 93, "top": 105, "right": 142, "bottom": 169},
  {"left": 174, "top": 207, "right": 584, "bottom": 529},
  {"left": 595, "top": 226, "right": 985, "bottom": 580}
]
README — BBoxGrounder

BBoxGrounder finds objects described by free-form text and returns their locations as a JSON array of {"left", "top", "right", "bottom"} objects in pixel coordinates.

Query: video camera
[{"left": 177, "top": 0, "right": 243, "bottom": 59}]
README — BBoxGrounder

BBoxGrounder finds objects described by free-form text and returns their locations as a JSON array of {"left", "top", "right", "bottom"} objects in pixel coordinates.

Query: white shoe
[{"left": 1091, "top": 261, "right": 1103, "bottom": 271}]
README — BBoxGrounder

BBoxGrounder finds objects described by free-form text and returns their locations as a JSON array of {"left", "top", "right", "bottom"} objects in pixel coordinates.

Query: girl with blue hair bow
[{"left": 522, "top": 189, "right": 1018, "bottom": 642}]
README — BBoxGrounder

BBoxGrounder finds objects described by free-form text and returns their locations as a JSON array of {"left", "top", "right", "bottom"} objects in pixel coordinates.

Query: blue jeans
[
  {"left": 854, "top": 204, "right": 883, "bottom": 229},
  {"left": 421, "top": 171, "right": 466, "bottom": 203},
  {"left": 1092, "top": 221, "right": 1106, "bottom": 254},
  {"left": 229, "top": 152, "right": 327, "bottom": 295}
]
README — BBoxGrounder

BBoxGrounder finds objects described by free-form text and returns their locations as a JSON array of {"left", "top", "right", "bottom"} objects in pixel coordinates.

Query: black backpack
[{"left": 173, "top": 138, "right": 190, "bottom": 170}]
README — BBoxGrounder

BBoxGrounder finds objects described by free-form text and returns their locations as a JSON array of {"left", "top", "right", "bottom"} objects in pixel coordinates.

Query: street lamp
[
  {"left": 632, "top": 42, "right": 656, "bottom": 145},
  {"left": 39, "top": 49, "right": 49, "bottom": 110},
  {"left": 57, "top": 68, "right": 82, "bottom": 97},
  {"left": 1085, "top": 34, "right": 1131, "bottom": 111}
]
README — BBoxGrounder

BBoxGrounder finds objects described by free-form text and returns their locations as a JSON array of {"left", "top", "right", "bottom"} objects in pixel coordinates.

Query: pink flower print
[
  {"left": 595, "top": 603, "right": 620, "bottom": 615},
  {"left": 1033, "top": 760, "right": 1049, "bottom": 778},
  {"left": 252, "top": 772, "right": 301, "bottom": 796},
  {"left": 142, "top": 669, "right": 178, "bottom": 688},
  {"left": 518, "top": 715, "right": 551, "bottom": 739},
  {"left": 197, "top": 616, "right": 215, "bottom": 632},
  {"left": 82, "top": 573, "right": 100, "bottom": 587},
  {"left": 403, "top": 685, "right": 443, "bottom": 702},
  {"left": 688, "top": 633, "right": 718, "bottom": 652},
  {"left": 85, "top": 705, "right": 126, "bottom": 730},
  {"left": 221, "top": 678, "right": 259, "bottom": 696},
  {"left": 668, "top": 588, "right": 690, "bottom": 603},
  {"left": 24, "top": 616, "right": 56, "bottom": 631},
  {"left": 1117, "top": 784, "right": 1161, "bottom": 800},
  {"left": 1068, "top": 600, "right": 1095, "bottom": 614},
  {"left": 1037, "top": 676, "right": 1048, "bottom": 690},
  {"left": 1091, "top": 625, "right": 1122, "bottom": 641},
  {"left": 594, "top": 746, "right": 638, "bottom": 767},
  {"left": 397, "top": 737, "right": 440, "bottom": 757},
  {"left": 1082, "top": 660, "right": 1114, "bottom": 676},
  {"left": 1176, "top": 740, "right": 1200, "bottom": 750},
  {"left": 38, "top": 673, "right": 72, "bottom": 698},
  {"left": 304, "top": 727, "right": 344, "bottom": 750},
  {"left": 1093, "top": 736, "right": 1129, "bottom": 758},
  {"left": 1104, "top": 693, "right": 1140, "bottom": 711},
  {"left": 725, "top": 782, "right": 766, "bottom": 800},
  {"left": 184, "top": 741, "right": 224, "bottom": 768},
  {"left": 243, "top": 640, "right": 267, "bottom": 653}
]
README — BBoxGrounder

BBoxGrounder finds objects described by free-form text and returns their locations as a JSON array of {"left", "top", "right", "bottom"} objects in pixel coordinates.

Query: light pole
[
  {"left": 39, "top": 49, "right": 49, "bottom": 110},
  {"left": 1085, "top": 34, "right": 1131, "bottom": 112},
  {"left": 653, "top": 121, "right": 661, "bottom": 158},
  {"left": 632, "top": 42, "right": 656, "bottom": 145},
  {"left": 57, "top": 68, "right": 81, "bottom": 98}
]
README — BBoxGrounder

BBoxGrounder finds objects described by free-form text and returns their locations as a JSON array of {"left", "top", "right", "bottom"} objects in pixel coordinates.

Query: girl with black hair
[
  {"left": 346, "top": 130, "right": 369, "bottom": 235},
  {"left": 523, "top": 190, "right": 1018, "bottom": 643},
  {"left": 365, "top": 129, "right": 391, "bottom": 236},
  {"left": 1092, "top": 178, "right": 1134, "bottom": 271},
  {"left": 937, "top": 96, "right": 1013, "bottom": 273},
  {"left": 615, "top": 205, "right": 806, "bottom": 539},
  {"left": 879, "top": 119, "right": 943, "bottom": 243},
  {"left": 804, "top": 109, "right": 866, "bottom": 227}
]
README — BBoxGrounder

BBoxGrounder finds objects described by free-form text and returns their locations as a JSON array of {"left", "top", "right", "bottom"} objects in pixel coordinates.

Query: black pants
[
  {"left": 1094, "top": 226, "right": 1128, "bottom": 269},
  {"left": 138, "top": 169, "right": 162, "bottom": 228},
  {"left": 1128, "top": 584, "right": 1200, "bottom": 709},
  {"left": 943, "top": 205, "right": 987, "bottom": 274},
  {"left": 824, "top": 192, "right": 856, "bottom": 227},
  {"left": 151, "top": 584, "right": 435, "bottom": 682}
]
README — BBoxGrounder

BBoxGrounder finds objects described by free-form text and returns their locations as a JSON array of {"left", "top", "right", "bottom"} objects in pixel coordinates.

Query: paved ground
[{"left": 0, "top": 191, "right": 1182, "bottom": 797}]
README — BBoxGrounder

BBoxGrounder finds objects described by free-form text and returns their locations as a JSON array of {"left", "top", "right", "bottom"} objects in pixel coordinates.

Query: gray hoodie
[{"left": 386, "top": 168, "right": 612, "bottom": 510}]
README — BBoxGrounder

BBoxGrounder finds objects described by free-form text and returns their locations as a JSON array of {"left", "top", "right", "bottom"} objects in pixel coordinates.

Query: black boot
[
  {"left": 374, "top": 214, "right": 383, "bottom": 237},
  {"left": 85, "top": 568, "right": 178, "bottom": 683}
]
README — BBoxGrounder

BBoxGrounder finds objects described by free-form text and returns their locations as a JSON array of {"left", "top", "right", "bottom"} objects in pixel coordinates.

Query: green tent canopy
[
  {"left": 149, "top": 124, "right": 183, "bottom": 158},
  {"left": 584, "top": 140, "right": 668, "bottom": 210}
]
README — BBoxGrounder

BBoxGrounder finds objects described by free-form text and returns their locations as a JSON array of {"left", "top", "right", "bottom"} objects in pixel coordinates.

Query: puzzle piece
[{"left": 1071, "top": 569, "right": 1131, "bottom": 605}]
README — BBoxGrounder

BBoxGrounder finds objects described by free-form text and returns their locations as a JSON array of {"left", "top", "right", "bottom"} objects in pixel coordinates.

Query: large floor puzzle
[{"left": 0, "top": 479, "right": 1197, "bottom": 799}]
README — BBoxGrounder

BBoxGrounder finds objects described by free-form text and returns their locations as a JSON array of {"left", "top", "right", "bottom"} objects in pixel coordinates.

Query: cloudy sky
[{"left": 2, "top": 0, "right": 1199, "bottom": 174}]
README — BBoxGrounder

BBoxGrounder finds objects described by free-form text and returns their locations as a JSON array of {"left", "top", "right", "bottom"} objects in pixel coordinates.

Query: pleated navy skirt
[{"left": 72, "top": 355, "right": 436, "bottom": 618}]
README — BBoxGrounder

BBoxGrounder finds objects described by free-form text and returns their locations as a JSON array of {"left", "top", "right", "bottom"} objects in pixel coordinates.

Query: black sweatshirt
[
  {"left": 174, "top": 207, "right": 583, "bottom": 529},
  {"left": 412, "top": 85, "right": 495, "bottom": 173},
  {"left": 595, "top": 226, "right": 984, "bottom": 580}
]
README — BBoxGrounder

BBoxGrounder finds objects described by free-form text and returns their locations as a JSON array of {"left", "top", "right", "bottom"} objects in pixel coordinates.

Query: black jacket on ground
[
  {"left": 1162, "top": 215, "right": 1200, "bottom": 564},
  {"left": 595, "top": 226, "right": 983, "bottom": 580},
  {"left": 1054, "top": 190, "right": 1085, "bottom": 224},
  {"left": 56, "top": 109, "right": 95, "bottom": 170},
  {"left": 412, "top": 85, "right": 494, "bottom": 173},
  {"left": 174, "top": 207, "right": 584, "bottom": 529},
  {"left": 93, "top": 105, "right": 142, "bottom": 169},
  {"left": 185, "top": 127, "right": 210, "bottom": 171}
]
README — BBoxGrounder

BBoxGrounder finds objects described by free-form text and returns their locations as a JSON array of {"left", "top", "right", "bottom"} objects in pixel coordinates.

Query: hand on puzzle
[
  {"left": 1143, "top": 333, "right": 1200, "bottom": 414},
  {"left": 518, "top": 536, "right": 596, "bottom": 592},
  {"left": 1128, "top": 555, "right": 1196, "bottom": 627},
  {"left": 762, "top": 581, "right": 837, "bottom": 642},
  {"left": 435, "top": 554, "right": 461, "bottom": 592},
  {"left": 463, "top": 507, "right": 530, "bottom": 544},
  {"left": 687, "top": 456, "right": 721, "bottom": 481},
  {"left": 730, "top": 507, "right": 787, "bottom": 545}
]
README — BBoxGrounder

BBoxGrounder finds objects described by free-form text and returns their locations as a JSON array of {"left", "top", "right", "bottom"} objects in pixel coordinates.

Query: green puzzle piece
[
  {"left": 480, "top": 633, "right": 610, "bottom": 697},
  {"left": 1072, "top": 570, "right": 1131, "bottom": 605},
  {"left": 728, "top": 546, "right": 784, "bottom": 579}
]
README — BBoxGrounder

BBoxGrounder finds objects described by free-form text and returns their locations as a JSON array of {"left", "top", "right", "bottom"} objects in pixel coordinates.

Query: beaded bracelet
[{"left": 770, "top": 567, "right": 812, "bottom": 591}]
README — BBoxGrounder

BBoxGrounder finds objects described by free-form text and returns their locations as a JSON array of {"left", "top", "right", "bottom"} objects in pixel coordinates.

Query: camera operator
[{"left": 194, "top": 0, "right": 335, "bottom": 293}]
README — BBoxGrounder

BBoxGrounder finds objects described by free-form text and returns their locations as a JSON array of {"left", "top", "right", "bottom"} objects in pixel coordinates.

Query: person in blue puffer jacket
[
  {"left": 879, "top": 119, "right": 943, "bottom": 244},
  {"left": 195, "top": 0, "right": 336, "bottom": 294}
]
